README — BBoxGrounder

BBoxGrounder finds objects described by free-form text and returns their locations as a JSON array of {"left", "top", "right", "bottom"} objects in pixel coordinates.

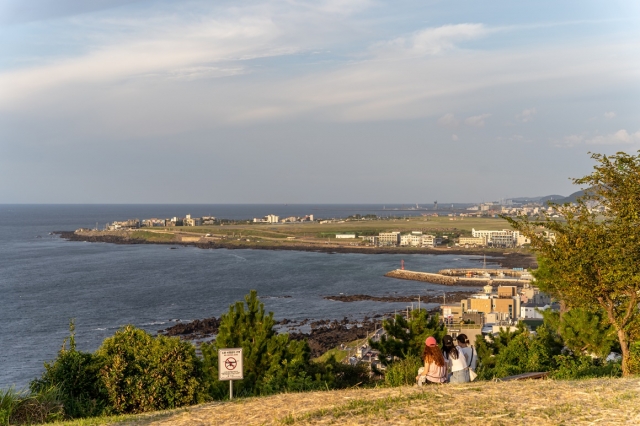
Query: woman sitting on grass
[
  {"left": 416, "top": 336, "right": 447, "bottom": 385},
  {"left": 443, "top": 335, "right": 469, "bottom": 383}
]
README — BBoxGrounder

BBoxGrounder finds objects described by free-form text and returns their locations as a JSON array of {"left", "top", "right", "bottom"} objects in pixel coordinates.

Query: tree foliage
[
  {"left": 475, "top": 323, "right": 563, "bottom": 380},
  {"left": 507, "top": 151, "right": 640, "bottom": 376},
  {"left": 369, "top": 309, "right": 445, "bottom": 366},
  {"left": 96, "top": 325, "right": 206, "bottom": 414},
  {"left": 201, "top": 290, "right": 331, "bottom": 398},
  {"left": 542, "top": 308, "right": 618, "bottom": 358},
  {"left": 30, "top": 320, "right": 107, "bottom": 418}
]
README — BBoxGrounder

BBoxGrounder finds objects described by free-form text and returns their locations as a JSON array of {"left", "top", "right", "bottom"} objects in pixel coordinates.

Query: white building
[
  {"left": 379, "top": 232, "right": 401, "bottom": 246},
  {"left": 471, "top": 228, "right": 524, "bottom": 247},
  {"left": 336, "top": 233, "right": 356, "bottom": 239}
]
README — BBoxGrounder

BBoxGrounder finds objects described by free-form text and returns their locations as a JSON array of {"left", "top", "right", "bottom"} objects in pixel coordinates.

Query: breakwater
[{"left": 385, "top": 269, "right": 531, "bottom": 287}]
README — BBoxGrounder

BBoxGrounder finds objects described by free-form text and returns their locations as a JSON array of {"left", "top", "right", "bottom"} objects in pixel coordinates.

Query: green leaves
[
  {"left": 509, "top": 151, "right": 640, "bottom": 375},
  {"left": 96, "top": 325, "right": 206, "bottom": 414},
  {"left": 369, "top": 309, "right": 445, "bottom": 366}
]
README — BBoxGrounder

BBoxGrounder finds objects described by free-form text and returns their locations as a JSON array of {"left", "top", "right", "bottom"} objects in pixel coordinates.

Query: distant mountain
[
  {"left": 509, "top": 195, "right": 566, "bottom": 203},
  {"left": 510, "top": 189, "right": 588, "bottom": 205}
]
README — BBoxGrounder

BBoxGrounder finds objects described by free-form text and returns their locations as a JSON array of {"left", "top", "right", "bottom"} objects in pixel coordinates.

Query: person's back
[
  {"left": 417, "top": 336, "right": 447, "bottom": 385},
  {"left": 442, "top": 335, "right": 469, "bottom": 383},
  {"left": 456, "top": 334, "right": 477, "bottom": 372}
]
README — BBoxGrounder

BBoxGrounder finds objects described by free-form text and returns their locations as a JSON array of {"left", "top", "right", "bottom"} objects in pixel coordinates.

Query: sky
[{"left": 1, "top": 0, "right": 639, "bottom": 204}]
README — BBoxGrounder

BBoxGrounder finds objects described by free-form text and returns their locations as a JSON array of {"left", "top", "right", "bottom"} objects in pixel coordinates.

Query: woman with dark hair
[
  {"left": 415, "top": 336, "right": 447, "bottom": 385},
  {"left": 456, "top": 334, "right": 477, "bottom": 373},
  {"left": 442, "top": 335, "right": 469, "bottom": 383}
]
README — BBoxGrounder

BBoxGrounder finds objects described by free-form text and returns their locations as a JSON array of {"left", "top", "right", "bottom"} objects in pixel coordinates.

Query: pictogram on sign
[{"left": 218, "top": 348, "right": 243, "bottom": 381}]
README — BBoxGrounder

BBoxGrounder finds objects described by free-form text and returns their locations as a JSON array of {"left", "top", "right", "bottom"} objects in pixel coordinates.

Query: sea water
[{"left": 0, "top": 204, "right": 490, "bottom": 388}]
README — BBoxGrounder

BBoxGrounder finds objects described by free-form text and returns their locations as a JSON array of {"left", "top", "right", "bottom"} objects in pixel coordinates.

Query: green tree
[
  {"left": 30, "top": 320, "right": 108, "bottom": 418},
  {"left": 369, "top": 310, "right": 445, "bottom": 366},
  {"left": 201, "top": 290, "right": 316, "bottom": 398},
  {"left": 476, "top": 324, "right": 563, "bottom": 379},
  {"left": 97, "top": 325, "right": 206, "bottom": 414},
  {"left": 542, "top": 308, "right": 618, "bottom": 358},
  {"left": 508, "top": 151, "right": 640, "bottom": 376}
]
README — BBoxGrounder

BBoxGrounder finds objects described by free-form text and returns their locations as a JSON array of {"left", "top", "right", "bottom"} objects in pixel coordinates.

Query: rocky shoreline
[
  {"left": 158, "top": 314, "right": 392, "bottom": 358},
  {"left": 54, "top": 231, "right": 536, "bottom": 268}
]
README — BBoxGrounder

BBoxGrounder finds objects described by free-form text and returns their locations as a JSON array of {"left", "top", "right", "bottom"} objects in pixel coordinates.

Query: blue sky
[{"left": 1, "top": 0, "right": 639, "bottom": 203}]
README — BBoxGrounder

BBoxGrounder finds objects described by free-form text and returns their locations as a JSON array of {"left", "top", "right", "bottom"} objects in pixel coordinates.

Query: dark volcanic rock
[
  {"left": 289, "top": 320, "right": 379, "bottom": 358},
  {"left": 159, "top": 317, "right": 220, "bottom": 339}
]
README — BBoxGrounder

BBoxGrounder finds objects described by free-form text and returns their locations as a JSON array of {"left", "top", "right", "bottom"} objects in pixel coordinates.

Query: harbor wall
[{"left": 385, "top": 269, "right": 530, "bottom": 287}]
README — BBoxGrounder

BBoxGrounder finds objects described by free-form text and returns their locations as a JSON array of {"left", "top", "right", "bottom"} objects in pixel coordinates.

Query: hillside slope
[{"left": 116, "top": 377, "right": 640, "bottom": 426}]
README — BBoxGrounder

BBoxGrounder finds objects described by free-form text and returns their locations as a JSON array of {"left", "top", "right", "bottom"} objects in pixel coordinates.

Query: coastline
[{"left": 54, "top": 231, "right": 537, "bottom": 269}]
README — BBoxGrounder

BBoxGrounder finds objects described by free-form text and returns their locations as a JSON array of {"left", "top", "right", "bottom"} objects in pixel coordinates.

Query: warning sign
[{"left": 218, "top": 348, "right": 243, "bottom": 381}]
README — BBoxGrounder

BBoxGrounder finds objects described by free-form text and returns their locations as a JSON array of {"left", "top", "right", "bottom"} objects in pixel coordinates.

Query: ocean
[{"left": 0, "top": 204, "right": 491, "bottom": 388}]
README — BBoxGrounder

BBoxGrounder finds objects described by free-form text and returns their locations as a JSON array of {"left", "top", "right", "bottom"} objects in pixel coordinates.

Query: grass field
[
  {"left": 153, "top": 217, "right": 513, "bottom": 240},
  {"left": 51, "top": 377, "right": 640, "bottom": 425}
]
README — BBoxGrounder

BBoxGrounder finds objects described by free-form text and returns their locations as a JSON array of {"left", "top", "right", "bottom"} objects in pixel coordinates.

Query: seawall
[{"left": 384, "top": 269, "right": 530, "bottom": 287}]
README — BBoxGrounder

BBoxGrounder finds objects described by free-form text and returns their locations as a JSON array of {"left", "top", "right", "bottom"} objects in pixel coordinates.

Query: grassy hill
[{"left": 56, "top": 377, "right": 640, "bottom": 425}]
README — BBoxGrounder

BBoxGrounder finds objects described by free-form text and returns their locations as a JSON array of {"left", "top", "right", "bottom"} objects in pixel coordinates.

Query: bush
[
  {"left": 476, "top": 324, "right": 563, "bottom": 380},
  {"left": 96, "top": 325, "right": 206, "bottom": 414},
  {"left": 384, "top": 356, "right": 422, "bottom": 387},
  {"left": 202, "top": 290, "right": 319, "bottom": 399},
  {"left": 202, "top": 291, "right": 373, "bottom": 399},
  {"left": 31, "top": 322, "right": 107, "bottom": 418},
  {"left": 369, "top": 310, "right": 445, "bottom": 366},
  {"left": 550, "top": 355, "right": 622, "bottom": 380}
]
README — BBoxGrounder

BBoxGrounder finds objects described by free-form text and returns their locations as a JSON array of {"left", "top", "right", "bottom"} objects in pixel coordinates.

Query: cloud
[
  {"left": 451, "top": 134, "right": 459, "bottom": 141},
  {"left": 465, "top": 114, "right": 491, "bottom": 127},
  {"left": 374, "top": 23, "right": 488, "bottom": 56},
  {"left": 604, "top": 111, "right": 616, "bottom": 119},
  {"left": 560, "top": 130, "right": 640, "bottom": 146},
  {"left": 438, "top": 113, "right": 459, "bottom": 127},
  {"left": 517, "top": 108, "right": 536, "bottom": 122}
]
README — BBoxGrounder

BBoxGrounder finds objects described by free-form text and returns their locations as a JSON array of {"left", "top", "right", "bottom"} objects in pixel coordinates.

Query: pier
[{"left": 385, "top": 269, "right": 532, "bottom": 287}]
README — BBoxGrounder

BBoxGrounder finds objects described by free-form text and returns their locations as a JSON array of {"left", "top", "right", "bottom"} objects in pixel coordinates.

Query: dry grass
[{"left": 106, "top": 377, "right": 640, "bottom": 426}]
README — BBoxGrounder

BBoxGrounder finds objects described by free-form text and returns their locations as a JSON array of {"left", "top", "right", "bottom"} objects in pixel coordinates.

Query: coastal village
[{"left": 92, "top": 210, "right": 559, "bottom": 374}]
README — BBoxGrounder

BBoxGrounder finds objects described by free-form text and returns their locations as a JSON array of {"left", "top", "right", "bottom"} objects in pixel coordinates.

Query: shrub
[
  {"left": 202, "top": 290, "right": 316, "bottom": 399},
  {"left": 384, "top": 356, "right": 422, "bottom": 387},
  {"left": 31, "top": 321, "right": 107, "bottom": 418},
  {"left": 476, "top": 324, "right": 563, "bottom": 380},
  {"left": 369, "top": 310, "right": 445, "bottom": 366},
  {"left": 550, "top": 354, "right": 622, "bottom": 380},
  {"left": 96, "top": 325, "right": 206, "bottom": 414}
]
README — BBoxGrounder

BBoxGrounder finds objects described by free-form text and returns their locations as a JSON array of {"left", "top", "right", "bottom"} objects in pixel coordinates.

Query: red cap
[{"left": 425, "top": 336, "right": 437, "bottom": 347}]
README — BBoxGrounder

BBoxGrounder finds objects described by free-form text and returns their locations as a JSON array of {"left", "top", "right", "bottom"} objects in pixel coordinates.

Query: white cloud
[
  {"left": 451, "top": 134, "right": 459, "bottom": 141},
  {"left": 586, "top": 129, "right": 640, "bottom": 145},
  {"left": 374, "top": 23, "right": 488, "bottom": 56},
  {"left": 438, "top": 113, "right": 459, "bottom": 127},
  {"left": 465, "top": 114, "right": 491, "bottom": 127},
  {"left": 517, "top": 108, "right": 536, "bottom": 122},
  {"left": 560, "top": 130, "right": 640, "bottom": 146},
  {"left": 604, "top": 111, "right": 616, "bottom": 119}
]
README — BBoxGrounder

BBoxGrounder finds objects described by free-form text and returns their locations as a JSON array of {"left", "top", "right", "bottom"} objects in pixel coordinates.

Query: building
[
  {"left": 471, "top": 228, "right": 524, "bottom": 247},
  {"left": 184, "top": 216, "right": 202, "bottom": 226},
  {"left": 458, "top": 236, "right": 487, "bottom": 247},
  {"left": 400, "top": 233, "right": 423, "bottom": 246},
  {"left": 360, "top": 236, "right": 379, "bottom": 245},
  {"left": 520, "top": 303, "right": 550, "bottom": 319},
  {"left": 336, "top": 233, "right": 356, "bottom": 239},
  {"left": 378, "top": 232, "right": 401, "bottom": 246},
  {"left": 421, "top": 234, "right": 437, "bottom": 247}
]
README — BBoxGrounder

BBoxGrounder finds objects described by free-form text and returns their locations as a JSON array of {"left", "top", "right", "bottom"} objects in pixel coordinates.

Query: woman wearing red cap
[{"left": 416, "top": 336, "right": 447, "bottom": 385}]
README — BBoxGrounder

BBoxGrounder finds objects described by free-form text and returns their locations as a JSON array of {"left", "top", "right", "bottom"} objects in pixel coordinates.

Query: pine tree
[
  {"left": 201, "top": 290, "right": 312, "bottom": 398},
  {"left": 369, "top": 309, "right": 445, "bottom": 366}
]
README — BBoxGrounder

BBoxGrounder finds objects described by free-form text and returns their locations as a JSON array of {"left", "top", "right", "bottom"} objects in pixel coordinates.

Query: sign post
[{"left": 218, "top": 348, "right": 243, "bottom": 400}]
